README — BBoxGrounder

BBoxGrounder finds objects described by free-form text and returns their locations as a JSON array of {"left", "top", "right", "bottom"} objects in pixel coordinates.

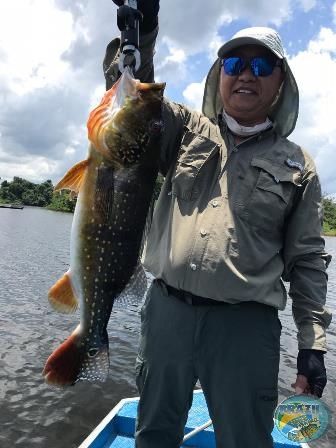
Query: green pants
[{"left": 135, "top": 279, "right": 281, "bottom": 448}]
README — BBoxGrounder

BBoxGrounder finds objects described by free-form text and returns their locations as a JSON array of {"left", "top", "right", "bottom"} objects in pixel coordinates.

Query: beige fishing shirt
[{"left": 104, "top": 29, "right": 332, "bottom": 352}]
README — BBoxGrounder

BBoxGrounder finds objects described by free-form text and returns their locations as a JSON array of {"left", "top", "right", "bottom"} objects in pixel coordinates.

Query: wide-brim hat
[{"left": 202, "top": 27, "right": 299, "bottom": 138}]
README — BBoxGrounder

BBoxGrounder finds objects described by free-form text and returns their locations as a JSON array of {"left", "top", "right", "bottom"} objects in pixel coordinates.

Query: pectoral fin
[
  {"left": 55, "top": 159, "right": 89, "bottom": 193},
  {"left": 48, "top": 272, "right": 78, "bottom": 313}
]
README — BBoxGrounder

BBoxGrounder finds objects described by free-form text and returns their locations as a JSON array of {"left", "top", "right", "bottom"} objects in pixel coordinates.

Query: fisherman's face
[{"left": 219, "top": 45, "right": 283, "bottom": 126}]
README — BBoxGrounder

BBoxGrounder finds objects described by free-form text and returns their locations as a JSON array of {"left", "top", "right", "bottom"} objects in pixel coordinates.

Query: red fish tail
[
  {"left": 43, "top": 326, "right": 83, "bottom": 386},
  {"left": 43, "top": 327, "right": 110, "bottom": 387}
]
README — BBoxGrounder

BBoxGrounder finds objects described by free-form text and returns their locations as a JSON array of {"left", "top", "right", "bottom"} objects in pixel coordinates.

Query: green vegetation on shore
[
  {"left": 1, "top": 176, "right": 336, "bottom": 235},
  {"left": 0, "top": 177, "right": 76, "bottom": 212},
  {"left": 322, "top": 197, "right": 336, "bottom": 236}
]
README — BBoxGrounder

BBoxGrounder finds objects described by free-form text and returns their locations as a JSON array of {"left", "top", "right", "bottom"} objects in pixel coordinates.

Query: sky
[{"left": 0, "top": 0, "right": 336, "bottom": 195}]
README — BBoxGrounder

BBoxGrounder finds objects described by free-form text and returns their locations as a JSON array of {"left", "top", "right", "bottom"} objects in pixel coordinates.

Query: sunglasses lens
[
  {"left": 223, "top": 57, "right": 244, "bottom": 76},
  {"left": 222, "top": 56, "right": 278, "bottom": 76},
  {"left": 251, "top": 57, "right": 274, "bottom": 76}
]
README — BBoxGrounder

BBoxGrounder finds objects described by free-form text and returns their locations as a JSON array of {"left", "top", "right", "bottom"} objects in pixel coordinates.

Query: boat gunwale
[{"left": 78, "top": 389, "right": 310, "bottom": 448}]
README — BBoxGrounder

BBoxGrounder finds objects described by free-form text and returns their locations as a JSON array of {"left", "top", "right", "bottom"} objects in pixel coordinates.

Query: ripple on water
[{"left": 0, "top": 209, "right": 335, "bottom": 447}]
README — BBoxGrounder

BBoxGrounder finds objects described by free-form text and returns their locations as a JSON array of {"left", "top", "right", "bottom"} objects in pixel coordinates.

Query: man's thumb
[{"left": 291, "top": 374, "right": 308, "bottom": 394}]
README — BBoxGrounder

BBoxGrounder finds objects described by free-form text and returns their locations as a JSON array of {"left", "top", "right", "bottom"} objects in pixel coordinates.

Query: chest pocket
[
  {"left": 239, "top": 157, "right": 302, "bottom": 231},
  {"left": 171, "top": 130, "right": 219, "bottom": 201}
]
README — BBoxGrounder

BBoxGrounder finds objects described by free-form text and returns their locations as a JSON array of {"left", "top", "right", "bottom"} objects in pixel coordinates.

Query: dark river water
[{"left": 0, "top": 206, "right": 335, "bottom": 447}]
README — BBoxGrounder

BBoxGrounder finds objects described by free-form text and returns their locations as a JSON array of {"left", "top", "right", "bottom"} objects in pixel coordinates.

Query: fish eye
[{"left": 149, "top": 119, "right": 164, "bottom": 135}]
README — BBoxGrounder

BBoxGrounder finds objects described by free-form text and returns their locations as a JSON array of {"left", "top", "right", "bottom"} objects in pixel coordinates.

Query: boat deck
[{"left": 79, "top": 390, "right": 308, "bottom": 448}]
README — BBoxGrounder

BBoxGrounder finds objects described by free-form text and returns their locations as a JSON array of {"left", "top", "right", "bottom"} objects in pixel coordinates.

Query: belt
[{"left": 159, "top": 280, "right": 227, "bottom": 306}]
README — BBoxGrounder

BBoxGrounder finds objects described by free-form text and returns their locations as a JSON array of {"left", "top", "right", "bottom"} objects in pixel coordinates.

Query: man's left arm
[{"left": 282, "top": 158, "right": 332, "bottom": 397}]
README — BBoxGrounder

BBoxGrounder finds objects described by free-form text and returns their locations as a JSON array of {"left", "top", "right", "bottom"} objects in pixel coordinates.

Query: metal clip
[
  {"left": 117, "top": 1, "right": 141, "bottom": 73},
  {"left": 119, "top": 47, "right": 141, "bottom": 73}
]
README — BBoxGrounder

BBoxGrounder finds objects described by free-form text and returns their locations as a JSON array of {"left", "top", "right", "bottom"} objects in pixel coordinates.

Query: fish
[{"left": 43, "top": 68, "right": 165, "bottom": 386}]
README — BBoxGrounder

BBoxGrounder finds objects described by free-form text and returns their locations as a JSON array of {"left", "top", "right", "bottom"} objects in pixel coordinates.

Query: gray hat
[
  {"left": 202, "top": 27, "right": 299, "bottom": 138},
  {"left": 218, "top": 27, "right": 285, "bottom": 59}
]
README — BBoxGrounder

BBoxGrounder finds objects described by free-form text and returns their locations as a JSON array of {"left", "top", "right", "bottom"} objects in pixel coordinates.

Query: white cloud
[
  {"left": 155, "top": 37, "right": 187, "bottom": 85},
  {"left": 0, "top": 0, "right": 334, "bottom": 193},
  {"left": 289, "top": 27, "right": 336, "bottom": 194},
  {"left": 307, "top": 27, "right": 336, "bottom": 54},
  {"left": 0, "top": 0, "right": 74, "bottom": 93},
  {"left": 183, "top": 79, "right": 206, "bottom": 112},
  {"left": 298, "top": 0, "right": 317, "bottom": 12},
  {"left": 0, "top": 153, "right": 58, "bottom": 184},
  {"left": 159, "top": 0, "right": 295, "bottom": 55}
]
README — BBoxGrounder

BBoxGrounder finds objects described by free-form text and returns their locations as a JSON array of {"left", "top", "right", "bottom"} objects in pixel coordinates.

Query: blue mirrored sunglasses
[{"left": 222, "top": 56, "right": 282, "bottom": 77}]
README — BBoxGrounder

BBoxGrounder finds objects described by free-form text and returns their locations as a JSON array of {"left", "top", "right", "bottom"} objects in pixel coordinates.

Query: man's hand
[
  {"left": 111, "top": 1, "right": 160, "bottom": 33},
  {"left": 291, "top": 349, "right": 327, "bottom": 398}
]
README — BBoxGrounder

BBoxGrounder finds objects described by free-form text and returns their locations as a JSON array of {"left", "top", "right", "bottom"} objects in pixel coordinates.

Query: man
[{"left": 106, "top": 2, "right": 332, "bottom": 447}]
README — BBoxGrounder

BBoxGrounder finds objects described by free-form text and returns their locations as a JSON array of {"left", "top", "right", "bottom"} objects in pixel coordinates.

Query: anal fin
[{"left": 48, "top": 272, "right": 78, "bottom": 313}]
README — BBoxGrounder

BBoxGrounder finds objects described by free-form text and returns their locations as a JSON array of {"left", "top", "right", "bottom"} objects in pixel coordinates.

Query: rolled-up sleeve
[{"left": 282, "top": 163, "right": 332, "bottom": 352}]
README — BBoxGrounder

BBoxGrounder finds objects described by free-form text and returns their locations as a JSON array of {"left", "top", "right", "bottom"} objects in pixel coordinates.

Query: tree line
[
  {"left": 1, "top": 176, "right": 336, "bottom": 235},
  {"left": 0, "top": 177, "right": 76, "bottom": 212}
]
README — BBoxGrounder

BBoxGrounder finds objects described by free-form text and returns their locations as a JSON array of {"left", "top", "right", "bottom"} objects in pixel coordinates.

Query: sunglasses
[{"left": 222, "top": 56, "right": 282, "bottom": 77}]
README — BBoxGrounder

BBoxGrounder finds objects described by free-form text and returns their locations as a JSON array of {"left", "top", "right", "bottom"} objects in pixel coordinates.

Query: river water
[{"left": 0, "top": 206, "right": 335, "bottom": 448}]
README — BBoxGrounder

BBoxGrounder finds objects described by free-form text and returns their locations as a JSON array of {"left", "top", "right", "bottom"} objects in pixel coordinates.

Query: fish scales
[{"left": 43, "top": 69, "right": 165, "bottom": 386}]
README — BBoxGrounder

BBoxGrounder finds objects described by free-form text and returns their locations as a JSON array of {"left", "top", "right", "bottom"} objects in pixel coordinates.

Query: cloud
[
  {"left": 298, "top": 0, "right": 317, "bottom": 12},
  {"left": 155, "top": 37, "right": 188, "bottom": 85},
  {"left": 0, "top": 0, "right": 115, "bottom": 184},
  {"left": 159, "top": 0, "right": 297, "bottom": 55},
  {"left": 182, "top": 79, "right": 206, "bottom": 111},
  {"left": 0, "top": 1, "right": 74, "bottom": 94},
  {"left": 289, "top": 27, "right": 336, "bottom": 194},
  {"left": 0, "top": 0, "right": 334, "bottom": 196}
]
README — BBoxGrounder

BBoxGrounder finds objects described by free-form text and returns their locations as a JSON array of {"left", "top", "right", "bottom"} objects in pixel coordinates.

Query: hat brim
[{"left": 218, "top": 36, "right": 284, "bottom": 59}]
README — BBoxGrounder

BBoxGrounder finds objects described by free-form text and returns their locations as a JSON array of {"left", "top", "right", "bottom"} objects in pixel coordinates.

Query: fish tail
[
  {"left": 43, "top": 326, "right": 82, "bottom": 386},
  {"left": 43, "top": 327, "right": 109, "bottom": 386},
  {"left": 48, "top": 272, "right": 78, "bottom": 314}
]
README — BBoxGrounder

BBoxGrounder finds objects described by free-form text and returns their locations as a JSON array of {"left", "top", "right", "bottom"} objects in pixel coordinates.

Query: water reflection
[{"left": 0, "top": 207, "right": 335, "bottom": 447}]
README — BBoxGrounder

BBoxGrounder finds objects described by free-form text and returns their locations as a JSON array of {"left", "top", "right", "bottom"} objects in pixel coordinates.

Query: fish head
[{"left": 87, "top": 68, "right": 165, "bottom": 166}]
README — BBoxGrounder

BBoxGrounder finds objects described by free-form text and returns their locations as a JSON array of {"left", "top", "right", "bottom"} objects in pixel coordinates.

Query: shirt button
[
  {"left": 200, "top": 229, "right": 207, "bottom": 236},
  {"left": 212, "top": 200, "right": 218, "bottom": 207},
  {"left": 190, "top": 263, "right": 197, "bottom": 271}
]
